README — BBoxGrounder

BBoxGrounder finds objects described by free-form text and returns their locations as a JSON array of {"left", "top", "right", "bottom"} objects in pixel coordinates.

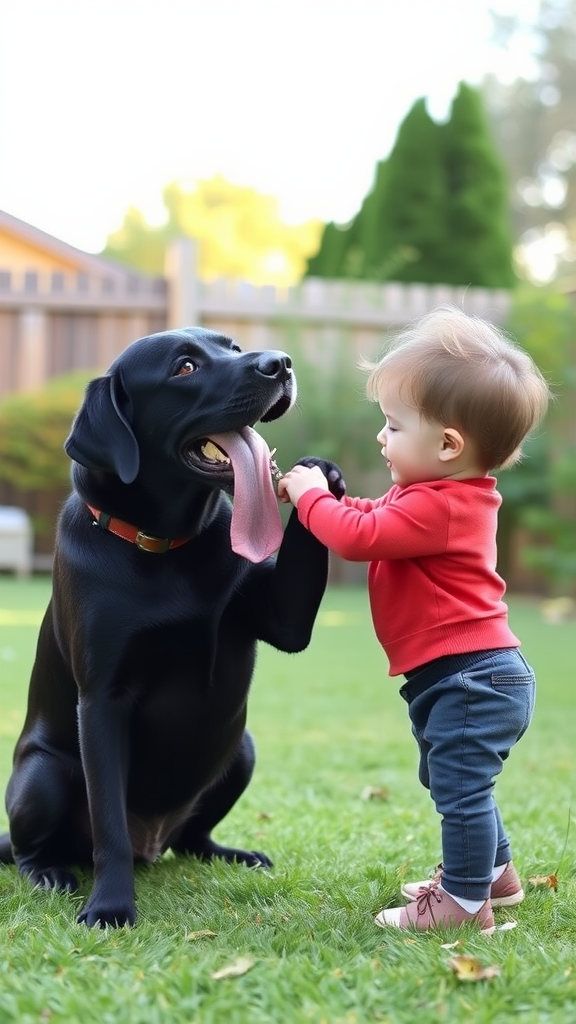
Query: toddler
[{"left": 278, "top": 305, "right": 550, "bottom": 933}]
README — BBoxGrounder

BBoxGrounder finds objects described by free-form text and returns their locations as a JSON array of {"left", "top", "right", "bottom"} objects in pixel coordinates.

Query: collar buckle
[{"left": 135, "top": 531, "right": 171, "bottom": 554}]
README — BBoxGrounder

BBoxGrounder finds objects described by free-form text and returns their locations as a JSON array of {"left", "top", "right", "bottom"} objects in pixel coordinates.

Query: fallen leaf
[
  {"left": 527, "top": 874, "right": 558, "bottom": 889},
  {"left": 440, "top": 940, "right": 463, "bottom": 950},
  {"left": 496, "top": 921, "right": 517, "bottom": 932},
  {"left": 448, "top": 955, "right": 501, "bottom": 982},
  {"left": 360, "top": 785, "right": 390, "bottom": 802},
  {"left": 186, "top": 930, "right": 217, "bottom": 941},
  {"left": 211, "top": 957, "right": 254, "bottom": 980}
]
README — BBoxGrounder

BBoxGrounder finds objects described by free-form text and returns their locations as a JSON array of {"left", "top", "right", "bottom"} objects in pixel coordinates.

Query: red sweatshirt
[{"left": 297, "top": 477, "right": 520, "bottom": 676}]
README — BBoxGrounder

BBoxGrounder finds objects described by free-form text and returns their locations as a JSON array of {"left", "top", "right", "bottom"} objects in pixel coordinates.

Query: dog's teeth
[{"left": 201, "top": 441, "right": 230, "bottom": 464}]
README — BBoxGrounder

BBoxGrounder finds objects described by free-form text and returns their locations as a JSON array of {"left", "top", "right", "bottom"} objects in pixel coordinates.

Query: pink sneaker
[
  {"left": 375, "top": 882, "right": 495, "bottom": 934},
  {"left": 401, "top": 861, "right": 524, "bottom": 909}
]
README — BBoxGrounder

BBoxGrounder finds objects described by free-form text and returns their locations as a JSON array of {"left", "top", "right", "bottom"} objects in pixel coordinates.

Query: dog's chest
[
  {"left": 121, "top": 609, "right": 256, "bottom": 743},
  {"left": 123, "top": 594, "right": 252, "bottom": 676},
  {"left": 127, "top": 808, "right": 190, "bottom": 862}
]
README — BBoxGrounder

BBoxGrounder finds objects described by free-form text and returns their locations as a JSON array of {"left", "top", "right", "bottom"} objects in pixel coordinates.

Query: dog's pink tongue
[{"left": 209, "top": 429, "right": 283, "bottom": 563}]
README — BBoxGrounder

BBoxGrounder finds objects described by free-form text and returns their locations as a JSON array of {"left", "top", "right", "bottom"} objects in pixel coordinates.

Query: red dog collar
[{"left": 86, "top": 504, "right": 192, "bottom": 554}]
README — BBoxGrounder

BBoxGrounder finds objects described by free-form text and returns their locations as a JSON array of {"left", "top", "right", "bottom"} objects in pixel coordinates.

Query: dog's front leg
[
  {"left": 76, "top": 694, "right": 136, "bottom": 927},
  {"left": 239, "top": 457, "right": 345, "bottom": 652},
  {"left": 238, "top": 510, "right": 331, "bottom": 652}
]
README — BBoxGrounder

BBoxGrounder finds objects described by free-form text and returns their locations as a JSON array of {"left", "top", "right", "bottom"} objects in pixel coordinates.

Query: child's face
[{"left": 376, "top": 384, "right": 449, "bottom": 488}]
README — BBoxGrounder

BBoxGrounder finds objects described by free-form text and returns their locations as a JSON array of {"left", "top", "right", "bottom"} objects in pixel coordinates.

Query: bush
[
  {"left": 0, "top": 372, "right": 92, "bottom": 492},
  {"left": 503, "top": 287, "right": 576, "bottom": 594}
]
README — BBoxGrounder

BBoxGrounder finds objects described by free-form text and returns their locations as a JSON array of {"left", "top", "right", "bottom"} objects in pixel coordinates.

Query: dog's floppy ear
[{"left": 65, "top": 373, "right": 140, "bottom": 484}]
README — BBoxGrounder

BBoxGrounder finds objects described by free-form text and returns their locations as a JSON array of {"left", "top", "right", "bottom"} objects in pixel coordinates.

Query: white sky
[{"left": 0, "top": 0, "right": 540, "bottom": 254}]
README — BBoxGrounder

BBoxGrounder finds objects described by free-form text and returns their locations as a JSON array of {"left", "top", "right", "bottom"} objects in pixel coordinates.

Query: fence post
[
  {"left": 165, "top": 238, "right": 200, "bottom": 329},
  {"left": 18, "top": 308, "right": 48, "bottom": 391}
]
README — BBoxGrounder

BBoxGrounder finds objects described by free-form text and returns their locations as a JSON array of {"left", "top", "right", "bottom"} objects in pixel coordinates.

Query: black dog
[{"left": 0, "top": 327, "right": 344, "bottom": 927}]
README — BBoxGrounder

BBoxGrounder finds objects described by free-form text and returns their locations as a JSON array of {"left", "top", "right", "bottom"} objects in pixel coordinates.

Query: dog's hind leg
[
  {"left": 0, "top": 833, "right": 14, "bottom": 862},
  {"left": 5, "top": 751, "right": 85, "bottom": 892},
  {"left": 5, "top": 611, "right": 87, "bottom": 892},
  {"left": 169, "top": 731, "right": 272, "bottom": 868}
]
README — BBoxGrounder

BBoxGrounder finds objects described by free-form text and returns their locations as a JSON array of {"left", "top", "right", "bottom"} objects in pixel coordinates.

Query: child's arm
[
  {"left": 291, "top": 483, "right": 450, "bottom": 562},
  {"left": 278, "top": 465, "right": 380, "bottom": 513}
]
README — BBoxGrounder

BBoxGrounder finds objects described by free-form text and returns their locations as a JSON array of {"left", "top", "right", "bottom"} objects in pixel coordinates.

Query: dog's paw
[
  {"left": 296, "top": 457, "right": 346, "bottom": 500},
  {"left": 78, "top": 894, "right": 137, "bottom": 928},
  {"left": 28, "top": 866, "right": 78, "bottom": 893},
  {"left": 192, "top": 838, "right": 273, "bottom": 869},
  {"left": 238, "top": 849, "right": 273, "bottom": 869}
]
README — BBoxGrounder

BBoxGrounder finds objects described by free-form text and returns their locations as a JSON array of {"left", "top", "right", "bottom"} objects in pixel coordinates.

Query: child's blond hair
[{"left": 365, "top": 306, "right": 551, "bottom": 470}]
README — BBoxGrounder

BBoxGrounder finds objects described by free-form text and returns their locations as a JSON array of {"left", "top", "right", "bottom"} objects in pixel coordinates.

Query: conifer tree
[
  {"left": 361, "top": 98, "right": 448, "bottom": 283},
  {"left": 305, "top": 221, "right": 348, "bottom": 277},
  {"left": 441, "top": 82, "right": 516, "bottom": 287},
  {"left": 305, "top": 85, "right": 515, "bottom": 288}
]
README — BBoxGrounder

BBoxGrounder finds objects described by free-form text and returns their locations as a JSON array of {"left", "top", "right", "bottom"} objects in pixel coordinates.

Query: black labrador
[{"left": 0, "top": 327, "right": 344, "bottom": 927}]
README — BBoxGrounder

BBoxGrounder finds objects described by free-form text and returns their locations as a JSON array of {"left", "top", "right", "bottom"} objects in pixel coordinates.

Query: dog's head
[{"left": 65, "top": 327, "right": 296, "bottom": 487}]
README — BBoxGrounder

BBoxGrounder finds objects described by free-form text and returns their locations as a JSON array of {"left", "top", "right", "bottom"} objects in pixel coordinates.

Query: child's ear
[{"left": 439, "top": 427, "right": 465, "bottom": 462}]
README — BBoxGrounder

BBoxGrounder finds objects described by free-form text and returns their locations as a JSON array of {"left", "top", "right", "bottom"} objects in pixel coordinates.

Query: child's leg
[
  {"left": 493, "top": 801, "right": 513, "bottom": 868},
  {"left": 416, "top": 650, "right": 535, "bottom": 901},
  {"left": 407, "top": 724, "right": 510, "bottom": 876},
  {"left": 377, "top": 649, "right": 534, "bottom": 931},
  {"left": 411, "top": 713, "right": 512, "bottom": 872}
]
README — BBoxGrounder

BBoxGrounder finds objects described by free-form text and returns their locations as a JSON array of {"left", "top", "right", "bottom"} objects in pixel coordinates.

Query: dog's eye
[{"left": 175, "top": 359, "right": 197, "bottom": 376}]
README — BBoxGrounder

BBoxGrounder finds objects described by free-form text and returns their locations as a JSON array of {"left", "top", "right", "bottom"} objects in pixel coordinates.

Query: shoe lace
[{"left": 415, "top": 881, "right": 443, "bottom": 922}]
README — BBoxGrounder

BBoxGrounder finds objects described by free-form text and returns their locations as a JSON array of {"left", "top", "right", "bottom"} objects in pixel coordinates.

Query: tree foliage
[
  {"left": 103, "top": 176, "right": 322, "bottom": 286},
  {"left": 305, "top": 84, "right": 515, "bottom": 288},
  {"left": 483, "top": 0, "right": 576, "bottom": 282},
  {"left": 441, "top": 85, "right": 515, "bottom": 287},
  {"left": 501, "top": 286, "right": 576, "bottom": 591},
  {"left": 360, "top": 99, "right": 448, "bottom": 283}
]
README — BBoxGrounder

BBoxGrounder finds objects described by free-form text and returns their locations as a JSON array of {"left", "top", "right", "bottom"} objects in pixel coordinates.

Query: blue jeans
[{"left": 399, "top": 648, "right": 536, "bottom": 901}]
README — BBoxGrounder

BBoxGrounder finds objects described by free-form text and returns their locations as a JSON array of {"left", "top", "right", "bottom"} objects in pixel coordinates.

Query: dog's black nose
[{"left": 254, "top": 352, "right": 292, "bottom": 380}]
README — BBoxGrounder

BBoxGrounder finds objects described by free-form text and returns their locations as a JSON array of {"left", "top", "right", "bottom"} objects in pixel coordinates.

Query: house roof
[{"left": 0, "top": 208, "right": 143, "bottom": 281}]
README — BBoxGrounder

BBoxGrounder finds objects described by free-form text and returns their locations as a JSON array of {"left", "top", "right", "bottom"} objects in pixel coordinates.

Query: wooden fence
[
  {"left": 0, "top": 240, "right": 512, "bottom": 395},
  {"left": 0, "top": 240, "right": 515, "bottom": 576}
]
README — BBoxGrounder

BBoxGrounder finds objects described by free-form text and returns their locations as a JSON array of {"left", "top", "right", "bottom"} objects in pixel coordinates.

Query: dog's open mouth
[
  {"left": 182, "top": 427, "right": 283, "bottom": 563},
  {"left": 185, "top": 438, "right": 233, "bottom": 477}
]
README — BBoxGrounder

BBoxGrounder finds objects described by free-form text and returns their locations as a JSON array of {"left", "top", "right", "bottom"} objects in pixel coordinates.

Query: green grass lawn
[{"left": 0, "top": 575, "right": 574, "bottom": 1024}]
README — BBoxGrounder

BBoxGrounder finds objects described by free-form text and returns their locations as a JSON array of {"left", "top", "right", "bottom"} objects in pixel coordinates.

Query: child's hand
[{"left": 278, "top": 464, "right": 330, "bottom": 507}]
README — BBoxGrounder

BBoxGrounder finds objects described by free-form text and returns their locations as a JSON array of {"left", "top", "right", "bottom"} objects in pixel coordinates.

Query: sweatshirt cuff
[{"left": 297, "top": 488, "right": 336, "bottom": 528}]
